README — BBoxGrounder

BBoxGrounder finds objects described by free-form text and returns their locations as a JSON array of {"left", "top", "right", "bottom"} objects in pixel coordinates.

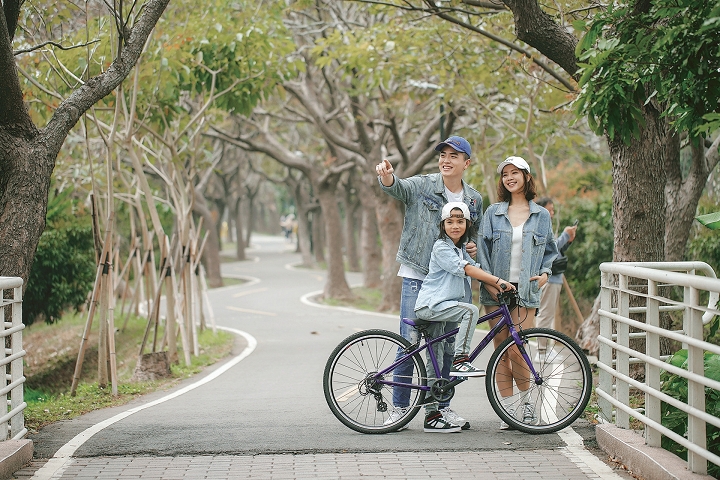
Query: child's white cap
[{"left": 441, "top": 202, "right": 470, "bottom": 221}]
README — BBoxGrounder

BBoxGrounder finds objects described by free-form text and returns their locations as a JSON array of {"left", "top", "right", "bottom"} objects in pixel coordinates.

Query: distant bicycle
[{"left": 323, "top": 290, "right": 592, "bottom": 434}]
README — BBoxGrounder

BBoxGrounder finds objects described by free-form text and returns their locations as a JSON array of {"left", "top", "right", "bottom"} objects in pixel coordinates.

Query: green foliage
[
  {"left": 23, "top": 189, "right": 95, "bottom": 326},
  {"left": 554, "top": 163, "right": 615, "bottom": 301},
  {"left": 17, "top": 0, "right": 301, "bottom": 125},
  {"left": 686, "top": 199, "right": 720, "bottom": 277},
  {"left": 660, "top": 348, "right": 720, "bottom": 477},
  {"left": 575, "top": 0, "right": 720, "bottom": 142},
  {"left": 171, "top": 0, "right": 301, "bottom": 116}
]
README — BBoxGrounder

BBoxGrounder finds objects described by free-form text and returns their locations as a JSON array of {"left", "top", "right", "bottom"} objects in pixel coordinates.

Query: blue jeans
[{"left": 393, "top": 278, "right": 456, "bottom": 409}]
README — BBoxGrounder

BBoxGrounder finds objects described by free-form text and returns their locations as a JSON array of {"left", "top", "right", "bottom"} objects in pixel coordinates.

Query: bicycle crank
[{"left": 429, "top": 379, "right": 455, "bottom": 403}]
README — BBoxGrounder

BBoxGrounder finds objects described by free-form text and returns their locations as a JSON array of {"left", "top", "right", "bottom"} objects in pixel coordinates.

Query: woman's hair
[
  {"left": 438, "top": 209, "right": 472, "bottom": 246},
  {"left": 496, "top": 169, "right": 537, "bottom": 201}
]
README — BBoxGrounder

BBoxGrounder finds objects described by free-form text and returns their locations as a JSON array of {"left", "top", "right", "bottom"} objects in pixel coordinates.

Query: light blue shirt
[
  {"left": 414, "top": 238, "right": 475, "bottom": 315},
  {"left": 478, "top": 201, "right": 558, "bottom": 308}
]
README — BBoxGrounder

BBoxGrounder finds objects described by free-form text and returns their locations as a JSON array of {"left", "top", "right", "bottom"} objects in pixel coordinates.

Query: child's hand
[{"left": 484, "top": 278, "right": 515, "bottom": 300}]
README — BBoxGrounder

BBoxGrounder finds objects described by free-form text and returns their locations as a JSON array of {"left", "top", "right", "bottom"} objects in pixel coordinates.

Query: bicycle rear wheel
[
  {"left": 323, "top": 329, "right": 426, "bottom": 434},
  {"left": 485, "top": 328, "right": 592, "bottom": 434}
]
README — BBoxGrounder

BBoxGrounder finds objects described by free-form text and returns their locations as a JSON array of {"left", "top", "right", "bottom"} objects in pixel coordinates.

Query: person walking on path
[
  {"left": 375, "top": 136, "right": 483, "bottom": 431},
  {"left": 535, "top": 197, "right": 577, "bottom": 358},
  {"left": 415, "top": 202, "right": 514, "bottom": 432},
  {"left": 478, "top": 156, "right": 558, "bottom": 430}
]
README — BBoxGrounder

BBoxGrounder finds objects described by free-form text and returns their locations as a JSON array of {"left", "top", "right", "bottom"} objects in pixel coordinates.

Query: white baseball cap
[
  {"left": 441, "top": 202, "right": 470, "bottom": 221},
  {"left": 497, "top": 156, "right": 531, "bottom": 174}
]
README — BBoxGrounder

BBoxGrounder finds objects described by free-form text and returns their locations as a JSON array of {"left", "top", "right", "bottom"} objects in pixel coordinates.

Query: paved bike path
[{"left": 17, "top": 235, "right": 631, "bottom": 479}]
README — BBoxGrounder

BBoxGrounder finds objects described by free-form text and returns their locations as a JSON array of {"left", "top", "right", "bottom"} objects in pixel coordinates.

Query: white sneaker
[
  {"left": 522, "top": 402, "right": 537, "bottom": 424},
  {"left": 384, "top": 406, "right": 410, "bottom": 431},
  {"left": 440, "top": 407, "right": 470, "bottom": 430},
  {"left": 499, "top": 407, "right": 515, "bottom": 430}
]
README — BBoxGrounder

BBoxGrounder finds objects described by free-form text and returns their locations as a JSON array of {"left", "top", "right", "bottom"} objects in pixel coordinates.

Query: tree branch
[
  {"left": 13, "top": 39, "right": 100, "bottom": 56},
  {"left": 41, "top": 0, "right": 170, "bottom": 157}
]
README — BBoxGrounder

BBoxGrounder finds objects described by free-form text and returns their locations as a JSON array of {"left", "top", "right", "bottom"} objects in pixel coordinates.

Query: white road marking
[
  {"left": 232, "top": 288, "right": 268, "bottom": 298},
  {"left": 30, "top": 327, "right": 257, "bottom": 480},
  {"left": 226, "top": 305, "right": 277, "bottom": 316}
]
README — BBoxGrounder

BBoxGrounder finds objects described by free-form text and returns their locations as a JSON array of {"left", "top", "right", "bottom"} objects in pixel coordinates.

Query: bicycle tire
[
  {"left": 323, "top": 329, "right": 427, "bottom": 434},
  {"left": 485, "top": 327, "right": 592, "bottom": 434}
]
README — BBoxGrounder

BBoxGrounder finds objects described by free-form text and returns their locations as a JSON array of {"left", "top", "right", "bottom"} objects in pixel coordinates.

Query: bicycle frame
[{"left": 375, "top": 300, "right": 542, "bottom": 394}]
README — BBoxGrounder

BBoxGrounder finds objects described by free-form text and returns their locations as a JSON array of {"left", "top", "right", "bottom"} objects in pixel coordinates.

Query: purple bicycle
[{"left": 323, "top": 290, "right": 592, "bottom": 434}]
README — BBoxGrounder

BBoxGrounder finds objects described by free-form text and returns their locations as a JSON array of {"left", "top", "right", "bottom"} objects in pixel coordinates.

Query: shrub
[
  {"left": 660, "top": 345, "right": 720, "bottom": 478},
  {"left": 23, "top": 189, "right": 95, "bottom": 325}
]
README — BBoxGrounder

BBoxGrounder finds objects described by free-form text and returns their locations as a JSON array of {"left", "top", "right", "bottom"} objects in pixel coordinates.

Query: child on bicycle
[{"left": 414, "top": 202, "right": 514, "bottom": 432}]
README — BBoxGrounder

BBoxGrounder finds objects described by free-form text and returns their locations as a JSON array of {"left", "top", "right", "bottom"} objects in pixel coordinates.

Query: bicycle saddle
[{"left": 401, "top": 318, "right": 432, "bottom": 329}]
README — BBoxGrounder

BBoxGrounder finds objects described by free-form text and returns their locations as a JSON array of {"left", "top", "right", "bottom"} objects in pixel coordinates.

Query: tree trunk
[
  {"left": 296, "top": 205, "right": 316, "bottom": 268},
  {"left": 375, "top": 191, "right": 403, "bottom": 312},
  {"left": 233, "top": 196, "right": 247, "bottom": 261},
  {"left": 312, "top": 209, "right": 325, "bottom": 264},
  {"left": 286, "top": 172, "right": 315, "bottom": 267},
  {"left": 316, "top": 185, "right": 352, "bottom": 299},
  {"left": 342, "top": 188, "right": 361, "bottom": 272},
  {"left": 0, "top": 133, "right": 51, "bottom": 283},
  {"left": 244, "top": 195, "right": 256, "bottom": 248},
  {"left": 576, "top": 104, "right": 669, "bottom": 358},
  {"left": 192, "top": 192, "right": 223, "bottom": 288},
  {"left": 609, "top": 110, "right": 667, "bottom": 264},
  {"left": 665, "top": 138, "right": 714, "bottom": 261},
  {"left": 355, "top": 176, "right": 382, "bottom": 288}
]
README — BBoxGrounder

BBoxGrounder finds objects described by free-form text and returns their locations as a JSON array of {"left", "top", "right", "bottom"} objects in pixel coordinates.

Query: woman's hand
[{"left": 530, "top": 272, "right": 549, "bottom": 289}]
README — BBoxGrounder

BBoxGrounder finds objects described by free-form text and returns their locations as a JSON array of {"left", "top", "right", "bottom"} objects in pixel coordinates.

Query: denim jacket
[
  {"left": 415, "top": 238, "right": 475, "bottom": 315},
  {"left": 478, "top": 201, "right": 558, "bottom": 308},
  {"left": 379, "top": 173, "right": 483, "bottom": 276}
]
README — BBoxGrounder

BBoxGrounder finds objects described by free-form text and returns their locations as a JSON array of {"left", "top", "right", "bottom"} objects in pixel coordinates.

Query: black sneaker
[{"left": 423, "top": 411, "right": 461, "bottom": 433}]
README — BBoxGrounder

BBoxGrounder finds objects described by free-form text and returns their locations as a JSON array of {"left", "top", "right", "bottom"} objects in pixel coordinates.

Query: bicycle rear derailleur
[{"left": 359, "top": 373, "right": 388, "bottom": 412}]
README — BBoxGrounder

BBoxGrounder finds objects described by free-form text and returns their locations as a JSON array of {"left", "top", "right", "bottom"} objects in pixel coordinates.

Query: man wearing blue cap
[{"left": 375, "top": 136, "right": 483, "bottom": 433}]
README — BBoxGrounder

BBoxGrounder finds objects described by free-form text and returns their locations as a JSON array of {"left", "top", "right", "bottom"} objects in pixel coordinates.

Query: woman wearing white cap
[{"left": 478, "top": 156, "right": 558, "bottom": 430}]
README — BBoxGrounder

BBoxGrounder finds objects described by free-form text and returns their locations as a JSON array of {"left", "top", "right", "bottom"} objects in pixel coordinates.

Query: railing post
[
  {"left": 10, "top": 284, "right": 25, "bottom": 439},
  {"left": 645, "top": 279, "right": 661, "bottom": 447},
  {"left": 598, "top": 271, "right": 614, "bottom": 423},
  {"left": 616, "top": 274, "right": 630, "bottom": 429},
  {"left": 0, "top": 287, "right": 7, "bottom": 441},
  {"left": 685, "top": 284, "right": 707, "bottom": 474}
]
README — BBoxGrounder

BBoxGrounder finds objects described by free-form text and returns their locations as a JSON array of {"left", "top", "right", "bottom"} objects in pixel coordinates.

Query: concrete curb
[
  {"left": 0, "top": 439, "right": 33, "bottom": 480},
  {"left": 596, "top": 423, "right": 714, "bottom": 480}
]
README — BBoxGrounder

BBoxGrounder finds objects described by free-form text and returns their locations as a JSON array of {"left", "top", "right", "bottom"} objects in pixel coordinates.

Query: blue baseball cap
[{"left": 434, "top": 136, "right": 471, "bottom": 157}]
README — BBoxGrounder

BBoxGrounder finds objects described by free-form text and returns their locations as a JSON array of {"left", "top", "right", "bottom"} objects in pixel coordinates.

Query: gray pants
[{"left": 415, "top": 303, "right": 480, "bottom": 412}]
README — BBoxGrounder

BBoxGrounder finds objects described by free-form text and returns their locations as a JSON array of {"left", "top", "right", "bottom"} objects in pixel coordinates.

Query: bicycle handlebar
[{"left": 497, "top": 290, "right": 519, "bottom": 306}]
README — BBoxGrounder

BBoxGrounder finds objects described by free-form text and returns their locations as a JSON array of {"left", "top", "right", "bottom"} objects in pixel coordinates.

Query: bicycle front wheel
[
  {"left": 323, "top": 329, "right": 427, "bottom": 434},
  {"left": 485, "top": 328, "right": 592, "bottom": 434}
]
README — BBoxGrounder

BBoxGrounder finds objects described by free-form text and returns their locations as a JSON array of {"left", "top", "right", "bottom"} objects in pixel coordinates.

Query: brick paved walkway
[{"left": 14, "top": 449, "right": 629, "bottom": 480}]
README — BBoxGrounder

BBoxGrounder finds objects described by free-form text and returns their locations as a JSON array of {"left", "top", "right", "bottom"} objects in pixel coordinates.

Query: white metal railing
[
  {"left": 0, "top": 277, "right": 26, "bottom": 440},
  {"left": 597, "top": 262, "right": 720, "bottom": 475}
]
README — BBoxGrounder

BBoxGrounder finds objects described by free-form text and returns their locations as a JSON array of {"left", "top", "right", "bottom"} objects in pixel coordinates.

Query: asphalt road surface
[{"left": 25, "top": 235, "right": 627, "bottom": 479}]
